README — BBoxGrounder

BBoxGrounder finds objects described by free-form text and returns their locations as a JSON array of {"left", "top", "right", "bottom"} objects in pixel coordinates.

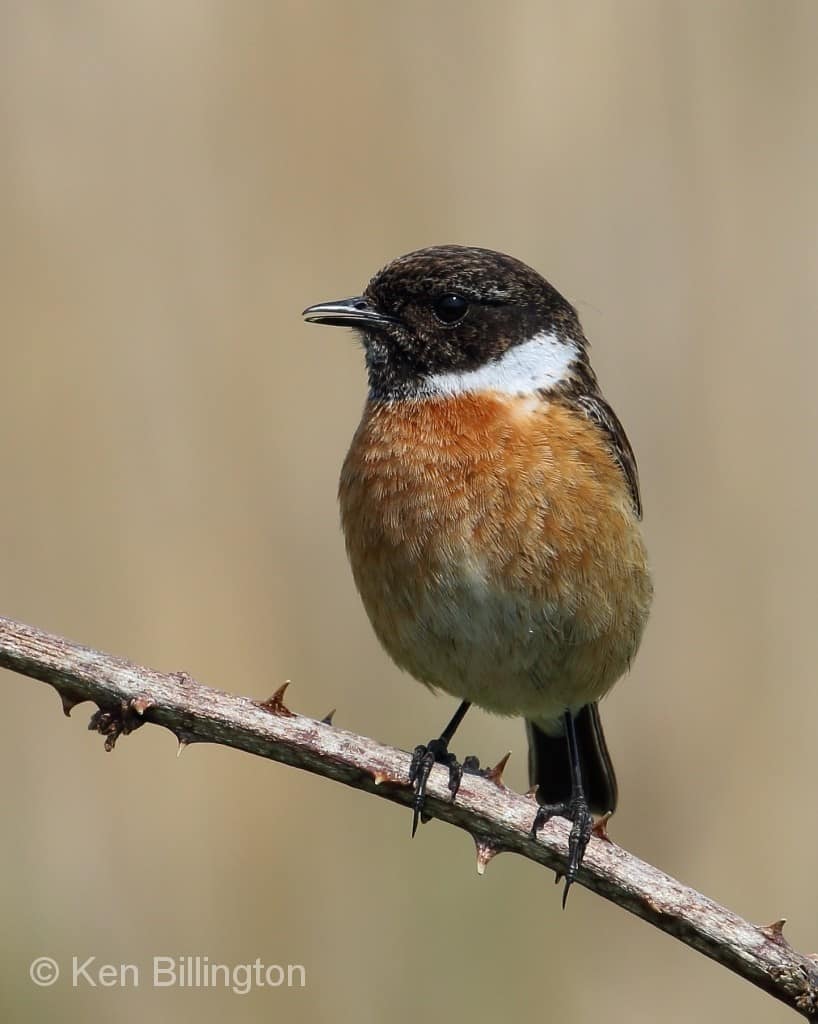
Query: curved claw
[
  {"left": 563, "top": 798, "right": 593, "bottom": 906},
  {"left": 409, "top": 744, "right": 436, "bottom": 836},
  {"left": 531, "top": 794, "right": 593, "bottom": 906},
  {"left": 408, "top": 738, "right": 466, "bottom": 835}
]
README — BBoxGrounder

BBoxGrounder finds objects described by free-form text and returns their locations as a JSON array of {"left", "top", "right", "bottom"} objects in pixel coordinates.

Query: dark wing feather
[{"left": 575, "top": 393, "right": 643, "bottom": 519}]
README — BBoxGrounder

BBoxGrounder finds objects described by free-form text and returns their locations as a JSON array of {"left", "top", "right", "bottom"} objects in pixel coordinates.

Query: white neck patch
[{"left": 416, "top": 330, "right": 578, "bottom": 398}]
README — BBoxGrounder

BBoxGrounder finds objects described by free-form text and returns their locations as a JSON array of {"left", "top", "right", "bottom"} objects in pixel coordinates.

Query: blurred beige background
[{"left": 2, "top": 1, "right": 817, "bottom": 1021}]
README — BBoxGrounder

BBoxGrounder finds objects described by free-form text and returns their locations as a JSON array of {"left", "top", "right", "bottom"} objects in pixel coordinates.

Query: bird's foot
[
  {"left": 408, "top": 740, "right": 480, "bottom": 836},
  {"left": 531, "top": 791, "right": 593, "bottom": 907}
]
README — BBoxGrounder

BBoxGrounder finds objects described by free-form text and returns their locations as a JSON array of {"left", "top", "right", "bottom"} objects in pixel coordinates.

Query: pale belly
[
  {"left": 339, "top": 395, "right": 653, "bottom": 726},
  {"left": 347, "top": 554, "right": 647, "bottom": 726}
]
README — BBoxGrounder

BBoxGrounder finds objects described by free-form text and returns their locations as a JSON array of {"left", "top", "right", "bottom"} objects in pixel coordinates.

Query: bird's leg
[
  {"left": 530, "top": 710, "right": 593, "bottom": 906},
  {"left": 408, "top": 700, "right": 475, "bottom": 835}
]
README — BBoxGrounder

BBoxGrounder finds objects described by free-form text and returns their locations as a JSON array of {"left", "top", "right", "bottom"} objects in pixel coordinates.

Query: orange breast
[{"left": 338, "top": 393, "right": 652, "bottom": 720}]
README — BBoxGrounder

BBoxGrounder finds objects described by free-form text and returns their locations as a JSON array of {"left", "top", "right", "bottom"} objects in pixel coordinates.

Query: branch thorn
[
  {"left": 58, "top": 689, "right": 84, "bottom": 717},
  {"left": 473, "top": 835, "right": 502, "bottom": 875},
  {"left": 173, "top": 729, "right": 202, "bottom": 756},
  {"left": 592, "top": 811, "right": 614, "bottom": 842},
  {"left": 131, "top": 696, "right": 154, "bottom": 716},
  {"left": 760, "top": 919, "right": 789, "bottom": 943},
  {"left": 258, "top": 681, "right": 294, "bottom": 717},
  {"left": 484, "top": 751, "right": 512, "bottom": 787}
]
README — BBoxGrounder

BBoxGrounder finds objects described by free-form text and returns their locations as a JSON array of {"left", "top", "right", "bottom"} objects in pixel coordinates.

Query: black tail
[{"left": 526, "top": 703, "right": 618, "bottom": 815}]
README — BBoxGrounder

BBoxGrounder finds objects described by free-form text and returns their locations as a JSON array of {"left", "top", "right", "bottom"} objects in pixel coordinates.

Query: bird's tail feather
[{"left": 526, "top": 703, "right": 618, "bottom": 815}]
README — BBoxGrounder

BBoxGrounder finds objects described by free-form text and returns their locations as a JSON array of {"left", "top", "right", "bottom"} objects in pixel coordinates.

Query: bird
[{"left": 303, "top": 245, "right": 653, "bottom": 900}]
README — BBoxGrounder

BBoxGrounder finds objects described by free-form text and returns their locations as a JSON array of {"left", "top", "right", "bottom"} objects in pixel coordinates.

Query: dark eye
[{"left": 432, "top": 293, "right": 469, "bottom": 324}]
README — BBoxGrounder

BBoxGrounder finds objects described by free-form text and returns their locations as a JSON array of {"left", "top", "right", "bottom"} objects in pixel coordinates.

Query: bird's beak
[{"left": 302, "top": 296, "right": 398, "bottom": 329}]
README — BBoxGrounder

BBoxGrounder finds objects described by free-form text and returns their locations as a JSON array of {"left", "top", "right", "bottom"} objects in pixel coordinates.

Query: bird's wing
[{"left": 575, "top": 393, "right": 643, "bottom": 519}]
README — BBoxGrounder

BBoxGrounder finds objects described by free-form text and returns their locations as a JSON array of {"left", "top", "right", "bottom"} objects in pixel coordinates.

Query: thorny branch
[{"left": 1, "top": 614, "right": 816, "bottom": 1018}]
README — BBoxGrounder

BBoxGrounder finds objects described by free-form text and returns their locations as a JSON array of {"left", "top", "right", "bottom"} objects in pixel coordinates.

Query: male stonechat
[{"left": 303, "top": 245, "right": 652, "bottom": 899}]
